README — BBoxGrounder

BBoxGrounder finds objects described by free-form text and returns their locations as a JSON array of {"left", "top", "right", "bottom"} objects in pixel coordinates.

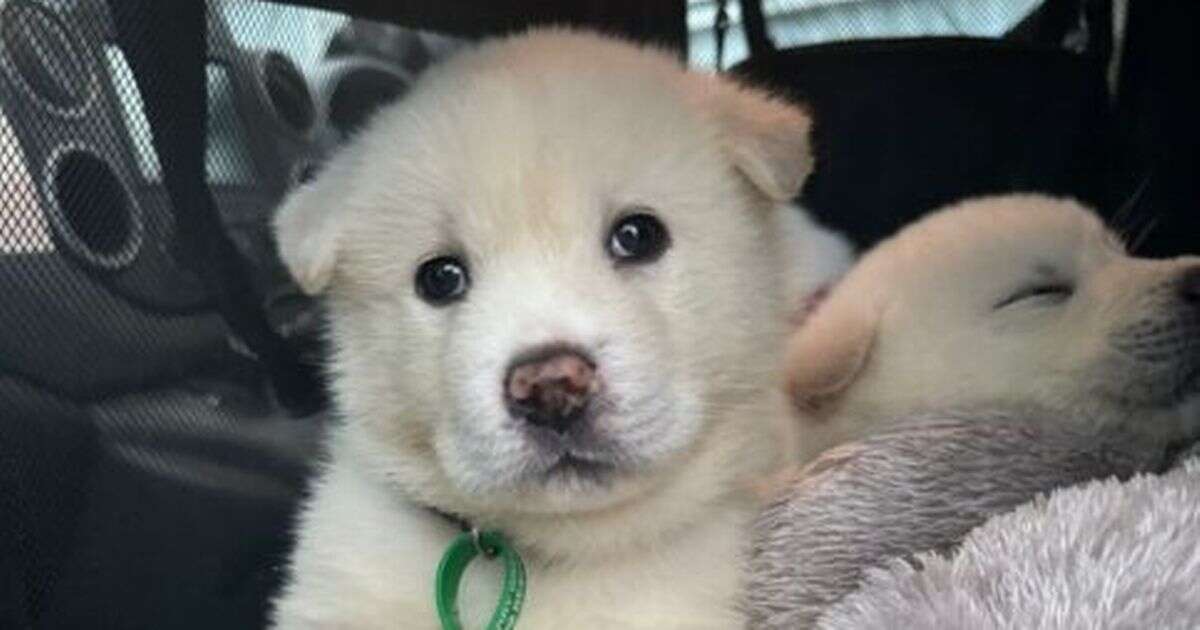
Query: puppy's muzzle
[{"left": 504, "top": 346, "right": 599, "bottom": 434}]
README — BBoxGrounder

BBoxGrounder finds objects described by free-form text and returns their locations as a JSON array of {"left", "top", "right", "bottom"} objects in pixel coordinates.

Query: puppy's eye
[
  {"left": 608, "top": 213, "right": 670, "bottom": 264},
  {"left": 415, "top": 256, "right": 469, "bottom": 305},
  {"left": 995, "top": 283, "right": 1074, "bottom": 309}
]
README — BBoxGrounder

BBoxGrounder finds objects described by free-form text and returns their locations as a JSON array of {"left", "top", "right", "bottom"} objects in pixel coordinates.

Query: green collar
[{"left": 435, "top": 528, "right": 527, "bottom": 630}]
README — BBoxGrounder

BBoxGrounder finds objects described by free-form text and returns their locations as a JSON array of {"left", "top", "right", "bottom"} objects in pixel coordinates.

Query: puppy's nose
[
  {"left": 504, "top": 348, "right": 597, "bottom": 432},
  {"left": 1183, "top": 266, "right": 1200, "bottom": 306}
]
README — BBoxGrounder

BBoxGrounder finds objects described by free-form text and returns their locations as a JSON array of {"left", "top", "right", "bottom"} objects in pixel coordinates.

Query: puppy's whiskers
[{"left": 1109, "top": 171, "right": 1156, "bottom": 253}]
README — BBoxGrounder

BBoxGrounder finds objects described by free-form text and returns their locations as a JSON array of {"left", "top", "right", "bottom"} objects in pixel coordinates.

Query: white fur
[
  {"left": 781, "top": 205, "right": 855, "bottom": 315},
  {"left": 270, "top": 29, "right": 830, "bottom": 629},
  {"left": 787, "top": 194, "right": 1200, "bottom": 461}
]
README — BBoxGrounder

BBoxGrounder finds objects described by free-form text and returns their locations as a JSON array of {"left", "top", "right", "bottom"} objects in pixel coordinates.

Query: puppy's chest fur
[{"left": 273, "top": 458, "right": 749, "bottom": 629}]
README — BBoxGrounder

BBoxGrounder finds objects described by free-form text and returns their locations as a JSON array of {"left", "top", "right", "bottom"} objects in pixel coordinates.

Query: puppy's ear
[
  {"left": 786, "top": 294, "right": 878, "bottom": 411},
  {"left": 273, "top": 173, "right": 346, "bottom": 295},
  {"left": 703, "top": 78, "right": 814, "bottom": 202}
]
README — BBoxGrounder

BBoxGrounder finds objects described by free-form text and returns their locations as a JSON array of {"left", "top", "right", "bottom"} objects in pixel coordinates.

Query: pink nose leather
[{"left": 504, "top": 350, "right": 596, "bottom": 432}]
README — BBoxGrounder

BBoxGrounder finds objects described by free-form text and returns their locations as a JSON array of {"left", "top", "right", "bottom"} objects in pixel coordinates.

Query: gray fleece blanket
[{"left": 747, "top": 410, "right": 1198, "bottom": 629}]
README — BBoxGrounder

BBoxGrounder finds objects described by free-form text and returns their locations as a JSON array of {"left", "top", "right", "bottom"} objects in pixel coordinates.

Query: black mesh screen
[{"left": 0, "top": 2, "right": 461, "bottom": 627}]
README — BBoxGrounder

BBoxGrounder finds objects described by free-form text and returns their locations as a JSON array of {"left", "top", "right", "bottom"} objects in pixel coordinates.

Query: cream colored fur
[
  {"left": 269, "top": 29, "right": 838, "bottom": 629},
  {"left": 787, "top": 194, "right": 1200, "bottom": 461}
]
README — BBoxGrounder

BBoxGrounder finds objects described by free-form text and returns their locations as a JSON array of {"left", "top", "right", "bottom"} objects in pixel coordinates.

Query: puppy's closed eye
[{"left": 994, "top": 283, "right": 1075, "bottom": 310}]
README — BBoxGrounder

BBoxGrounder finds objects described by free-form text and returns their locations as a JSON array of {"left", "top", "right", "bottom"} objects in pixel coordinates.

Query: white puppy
[
  {"left": 270, "top": 29, "right": 833, "bottom": 629},
  {"left": 787, "top": 194, "right": 1200, "bottom": 461}
]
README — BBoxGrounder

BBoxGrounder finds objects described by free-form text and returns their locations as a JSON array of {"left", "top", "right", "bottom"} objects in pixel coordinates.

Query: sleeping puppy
[
  {"left": 270, "top": 29, "right": 831, "bottom": 629},
  {"left": 786, "top": 194, "right": 1200, "bottom": 461},
  {"left": 750, "top": 193, "right": 1198, "bottom": 627}
]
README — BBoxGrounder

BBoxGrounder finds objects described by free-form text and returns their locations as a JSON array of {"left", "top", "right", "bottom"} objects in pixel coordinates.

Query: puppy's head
[
  {"left": 788, "top": 194, "right": 1200, "bottom": 452},
  {"left": 275, "top": 30, "right": 814, "bottom": 543}
]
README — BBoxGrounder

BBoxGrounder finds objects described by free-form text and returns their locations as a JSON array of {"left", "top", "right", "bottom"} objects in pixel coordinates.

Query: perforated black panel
[{"left": 0, "top": 2, "right": 461, "bottom": 627}]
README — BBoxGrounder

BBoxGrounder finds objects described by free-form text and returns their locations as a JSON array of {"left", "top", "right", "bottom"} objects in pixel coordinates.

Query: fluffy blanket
[
  {"left": 746, "top": 410, "right": 1191, "bottom": 629},
  {"left": 818, "top": 458, "right": 1200, "bottom": 629}
]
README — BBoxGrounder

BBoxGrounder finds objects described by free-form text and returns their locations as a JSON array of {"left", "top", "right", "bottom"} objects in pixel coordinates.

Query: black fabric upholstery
[
  {"left": 0, "top": 377, "right": 322, "bottom": 629},
  {"left": 1112, "top": 0, "right": 1200, "bottom": 258},
  {"left": 0, "top": 382, "right": 98, "bottom": 628},
  {"left": 730, "top": 0, "right": 1195, "bottom": 257},
  {"left": 733, "top": 37, "right": 1115, "bottom": 251}
]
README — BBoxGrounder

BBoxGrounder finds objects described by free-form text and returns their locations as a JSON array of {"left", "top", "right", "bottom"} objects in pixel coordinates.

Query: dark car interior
[{"left": 0, "top": 0, "right": 1194, "bottom": 627}]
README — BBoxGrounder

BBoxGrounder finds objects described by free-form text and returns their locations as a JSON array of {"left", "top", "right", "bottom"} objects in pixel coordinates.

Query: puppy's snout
[
  {"left": 504, "top": 348, "right": 598, "bottom": 432},
  {"left": 1181, "top": 266, "right": 1200, "bottom": 306}
]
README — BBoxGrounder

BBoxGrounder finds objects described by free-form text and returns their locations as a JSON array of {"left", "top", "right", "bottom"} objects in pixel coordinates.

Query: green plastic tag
[{"left": 435, "top": 530, "right": 526, "bottom": 630}]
